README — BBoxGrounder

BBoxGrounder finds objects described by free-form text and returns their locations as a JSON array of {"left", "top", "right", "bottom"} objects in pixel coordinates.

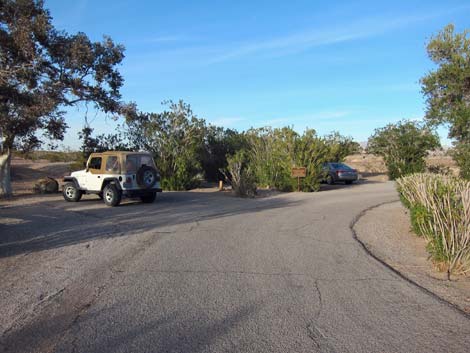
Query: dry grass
[{"left": 397, "top": 173, "right": 470, "bottom": 276}]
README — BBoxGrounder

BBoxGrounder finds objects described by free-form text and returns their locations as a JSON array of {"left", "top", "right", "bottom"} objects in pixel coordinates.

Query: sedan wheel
[{"left": 326, "top": 175, "right": 334, "bottom": 185}]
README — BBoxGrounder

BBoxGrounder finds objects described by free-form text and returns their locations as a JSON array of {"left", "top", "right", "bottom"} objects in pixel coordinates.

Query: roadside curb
[{"left": 350, "top": 200, "right": 470, "bottom": 320}]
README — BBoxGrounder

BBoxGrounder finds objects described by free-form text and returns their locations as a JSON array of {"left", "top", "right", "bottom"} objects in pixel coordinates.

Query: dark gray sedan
[{"left": 322, "top": 162, "right": 358, "bottom": 185}]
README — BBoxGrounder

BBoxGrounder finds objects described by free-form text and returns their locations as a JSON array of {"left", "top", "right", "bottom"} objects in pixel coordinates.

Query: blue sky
[{"left": 44, "top": 0, "right": 470, "bottom": 149}]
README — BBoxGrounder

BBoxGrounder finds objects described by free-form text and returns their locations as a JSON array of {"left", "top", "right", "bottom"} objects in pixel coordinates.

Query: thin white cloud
[
  {"left": 261, "top": 118, "right": 287, "bottom": 126},
  {"left": 207, "top": 7, "right": 466, "bottom": 63},
  {"left": 251, "top": 110, "right": 352, "bottom": 128},
  {"left": 209, "top": 117, "right": 245, "bottom": 127},
  {"left": 308, "top": 110, "right": 351, "bottom": 120}
]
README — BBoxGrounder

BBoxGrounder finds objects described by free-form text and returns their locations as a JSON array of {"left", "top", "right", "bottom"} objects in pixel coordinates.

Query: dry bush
[
  {"left": 222, "top": 151, "right": 257, "bottom": 197},
  {"left": 397, "top": 173, "right": 470, "bottom": 276}
]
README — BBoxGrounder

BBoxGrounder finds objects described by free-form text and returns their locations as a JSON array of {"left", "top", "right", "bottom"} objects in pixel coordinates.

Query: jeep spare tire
[{"left": 136, "top": 166, "right": 158, "bottom": 189}]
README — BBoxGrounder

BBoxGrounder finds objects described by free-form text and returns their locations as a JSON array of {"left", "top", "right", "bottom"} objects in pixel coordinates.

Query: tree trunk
[{"left": 0, "top": 148, "right": 12, "bottom": 198}]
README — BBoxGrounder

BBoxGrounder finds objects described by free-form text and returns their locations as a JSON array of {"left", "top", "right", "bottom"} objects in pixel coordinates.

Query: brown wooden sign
[{"left": 291, "top": 167, "right": 306, "bottom": 178}]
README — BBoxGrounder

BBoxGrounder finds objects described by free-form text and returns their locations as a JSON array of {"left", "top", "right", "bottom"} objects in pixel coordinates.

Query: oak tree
[
  {"left": 0, "top": 0, "right": 126, "bottom": 197},
  {"left": 421, "top": 24, "right": 470, "bottom": 178}
]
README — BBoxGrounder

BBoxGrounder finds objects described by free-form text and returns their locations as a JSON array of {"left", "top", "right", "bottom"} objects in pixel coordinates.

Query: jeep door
[{"left": 84, "top": 156, "right": 104, "bottom": 191}]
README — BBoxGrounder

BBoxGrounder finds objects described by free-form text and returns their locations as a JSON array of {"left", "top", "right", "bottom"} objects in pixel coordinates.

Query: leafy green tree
[
  {"left": 127, "top": 100, "right": 206, "bottom": 190},
  {"left": 421, "top": 24, "right": 470, "bottom": 178},
  {"left": 0, "top": 0, "right": 127, "bottom": 197},
  {"left": 78, "top": 125, "right": 130, "bottom": 159},
  {"left": 367, "top": 120, "right": 440, "bottom": 180}
]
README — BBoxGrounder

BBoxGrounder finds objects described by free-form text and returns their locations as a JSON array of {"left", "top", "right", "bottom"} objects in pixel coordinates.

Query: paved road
[{"left": 1, "top": 182, "right": 469, "bottom": 353}]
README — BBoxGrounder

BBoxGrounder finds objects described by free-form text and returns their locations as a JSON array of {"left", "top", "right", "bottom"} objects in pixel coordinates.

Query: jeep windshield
[{"left": 125, "top": 154, "right": 156, "bottom": 173}]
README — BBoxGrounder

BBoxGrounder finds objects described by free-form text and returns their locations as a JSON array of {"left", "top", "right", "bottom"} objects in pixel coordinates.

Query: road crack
[{"left": 306, "top": 323, "right": 335, "bottom": 353}]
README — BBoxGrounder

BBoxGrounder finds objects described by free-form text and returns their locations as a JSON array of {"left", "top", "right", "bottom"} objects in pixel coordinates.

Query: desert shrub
[
  {"left": 368, "top": 120, "right": 440, "bottom": 180},
  {"left": 324, "top": 132, "right": 361, "bottom": 162},
  {"left": 294, "top": 130, "right": 331, "bottom": 191},
  {"left": 245, "top": 127, "right": 330, "bottom": 192},
  {"left": 245, "top": 127, "right": 293, "bottom": 191},
  {"left": 397, "top": 173, "right": 470, "bottom": 276},
  {"left": 223, "top": 150, "right": 256, "bottom": 197}
]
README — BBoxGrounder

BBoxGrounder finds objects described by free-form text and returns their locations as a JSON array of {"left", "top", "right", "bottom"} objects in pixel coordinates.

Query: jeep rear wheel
[
  {"left": 63, "top": 182, "right": 82, "bottom": 202},
  {"left": 103, "top": 184, "right": 122, "bottom": 207},
  {"left": 141, "top": 192, "right": 156, "bottom": 204}
]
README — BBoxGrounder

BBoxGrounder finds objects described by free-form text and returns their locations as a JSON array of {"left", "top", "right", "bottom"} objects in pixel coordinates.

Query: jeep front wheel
[
  {"left": 63, "top": 182, "right": 82, "bottom": 202},
  {"left": 103, "top": 184, "right": 122, "bottom": 207}
]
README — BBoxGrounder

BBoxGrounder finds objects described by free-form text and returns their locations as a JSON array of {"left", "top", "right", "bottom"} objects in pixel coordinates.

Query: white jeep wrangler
[{"left": 63, "top": 151, "right": 162, "bottom": 206}]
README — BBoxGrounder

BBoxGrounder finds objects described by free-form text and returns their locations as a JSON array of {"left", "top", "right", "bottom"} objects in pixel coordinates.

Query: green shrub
[
  {"left": 368, "top": 120, "right": 440, "bottom": 180},
  {"left": 397, "top": 173, "right": 470, "bottom": 276},
  {"left": 324, "top": 131, "right": 361, "bottom": 162},
  {"left": 408, "top": 203, "right": 431, "bottom": 237},
  {"left": 245, "top": 127, "right": 330, "bottom": 192}
]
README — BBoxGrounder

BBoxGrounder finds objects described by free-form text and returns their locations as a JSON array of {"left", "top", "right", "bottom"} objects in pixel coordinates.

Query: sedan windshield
[{"left": 330, "top": 163, "right": 353, "bottom": 170}]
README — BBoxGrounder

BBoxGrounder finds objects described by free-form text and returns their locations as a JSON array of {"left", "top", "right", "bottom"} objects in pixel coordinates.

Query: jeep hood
[{"left": 70, "top": 169, "right": 86, "bottom": 177}]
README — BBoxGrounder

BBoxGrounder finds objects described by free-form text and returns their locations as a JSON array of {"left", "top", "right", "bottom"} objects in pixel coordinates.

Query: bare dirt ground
[
  {"left": 354, "top": 201, "right": 470, "bottom": 314},
  {"left": 9, "top": 157, "right": 72, "bottom": 196},
  {"left": 345, "top": 152, "right": 459, "bottom": 182},
  {"left": 344, "top": 154, "right": 388, "bottom": 182}
]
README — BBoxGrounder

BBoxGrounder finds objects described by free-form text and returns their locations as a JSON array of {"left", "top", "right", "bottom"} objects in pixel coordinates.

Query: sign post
[{"left": 291, "top": 167, "right": 306, "bottom": 192}]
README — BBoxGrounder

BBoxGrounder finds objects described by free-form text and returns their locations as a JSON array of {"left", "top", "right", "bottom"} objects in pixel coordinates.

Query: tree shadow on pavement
[
  {"left": 1, "top": 299, "right": 261, "bottom": 353},
  {"left": 319, "top": 178, "right": 384, "bottom": 192},
  {"left": 0, "top": 192, "right": 302, "bottom": 258}
]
